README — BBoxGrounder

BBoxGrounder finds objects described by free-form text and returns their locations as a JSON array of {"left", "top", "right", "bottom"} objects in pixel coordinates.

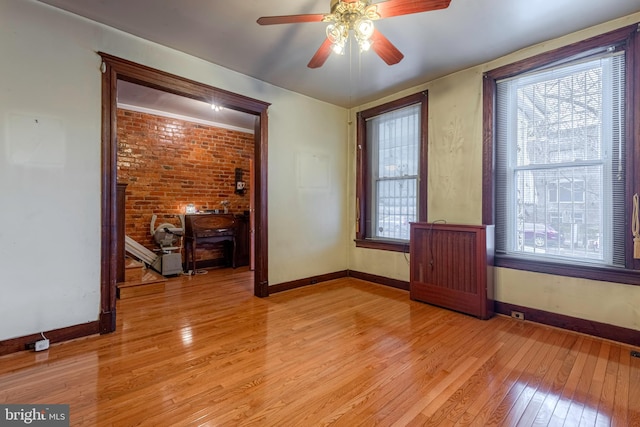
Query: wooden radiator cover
[{"left": 409, "top": 223, "right": 495, "bottom": 319}]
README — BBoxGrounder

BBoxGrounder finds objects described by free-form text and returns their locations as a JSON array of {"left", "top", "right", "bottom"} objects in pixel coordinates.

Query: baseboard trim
[
  {"left": 268, "top": 270, "right": 349, "bottom": 294},
  {"left": 99, "top": 310, "right": 116, "bottom": 334},
  {"left": 268, "top": 270, "right": 412, "bottom": 294},
  {"left": 495, "top": 301, "right": 639, "bottom": 347},
  {"left": 348, "top": 270, "right": 410, "bottom": 291},
  {"left": 0, "top": 321, "right": 100, "bottom": 357}
]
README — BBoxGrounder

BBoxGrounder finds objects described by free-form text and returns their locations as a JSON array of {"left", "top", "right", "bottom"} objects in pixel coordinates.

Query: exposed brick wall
[{"left": 116, "top": 108, "right": 252, "bottom": 262}]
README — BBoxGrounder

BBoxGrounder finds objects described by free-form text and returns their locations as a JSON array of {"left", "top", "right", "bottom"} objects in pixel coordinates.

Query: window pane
[
  {"left": 367, "top": 104, "right": 420, "bottom": 241},
  {"left": 513, "top": 166, "right": 603, "bottom": 261},
  {"left": 377, "top": 109, "right": 419, "bottom": 178},
  {"left": 376, "top": 178, "right": 416, "bottom": 240},
  {"left": 515, "top": 62, "right": 604, "bottom": 167}
]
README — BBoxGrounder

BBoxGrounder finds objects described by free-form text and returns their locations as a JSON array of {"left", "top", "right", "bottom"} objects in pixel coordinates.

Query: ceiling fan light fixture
[
  {"left": 324, "top": 2, "right": 377, "bottom": 57},
  {"left": 326, "top": 23, "right": 346, "bottom": 44},
  {"left": 211, "top": 104, "right": 224, "bottom": 111},
  {"left": 354, "top": 18, "right": 374, "bottom": 52},
  {"left": 357, "top": 38, "right": 372, "bottom": 52},
  {"left": 331, "top": 40, "right": 346, "bottom": 55},
  {"left": 326, "top": 23, "right": 347, "bottom": 55},
  {"left": 356, "top": 18, "right": 374, "bottom": 38}
]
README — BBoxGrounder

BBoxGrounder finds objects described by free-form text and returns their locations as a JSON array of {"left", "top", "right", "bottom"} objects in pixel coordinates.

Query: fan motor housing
[{"left": 330, "top": 0, "right": 368, "bottom": 13}]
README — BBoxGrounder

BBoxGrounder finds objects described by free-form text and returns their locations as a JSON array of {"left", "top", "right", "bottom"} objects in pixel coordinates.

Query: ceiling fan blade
[
  {"left": 370, "top": 29, "right": 404, "bottom": 65},
  {"left": 375, "top": 0, "right": 451, "bottom": 18},
  {"left": 257, "top": 14, "right": 325, "bottom": 25},
  {"left": 307, "top": 38, "right": 333, "bottom": 68}
]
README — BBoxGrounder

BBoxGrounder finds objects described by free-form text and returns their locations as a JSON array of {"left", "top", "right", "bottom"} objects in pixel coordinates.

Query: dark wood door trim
[{"left": 99, "top": 53, "right": 271, "bottom": 332}]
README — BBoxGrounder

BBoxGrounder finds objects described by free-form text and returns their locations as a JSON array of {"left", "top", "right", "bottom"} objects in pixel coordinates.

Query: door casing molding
[{"left": 99, "top": 53, "right": 270, "bottom": 333}]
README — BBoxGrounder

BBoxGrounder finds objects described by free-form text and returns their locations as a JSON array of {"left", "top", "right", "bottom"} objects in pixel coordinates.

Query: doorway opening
[
  {"left": 116, "top": 81, "right": 255, "bottom": 278},
  {"left": 99, "top": 53, "right": 270, "bottom": 334}
]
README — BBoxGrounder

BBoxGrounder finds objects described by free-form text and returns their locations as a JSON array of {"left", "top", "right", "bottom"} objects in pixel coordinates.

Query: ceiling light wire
[{"left": 349, "top": 33, "right": 354, "bottom": 107}]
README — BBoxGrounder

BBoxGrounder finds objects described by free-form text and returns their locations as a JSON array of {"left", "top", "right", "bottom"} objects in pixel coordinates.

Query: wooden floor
[{"left": 0, "top": 268, "right": 638, "bottom": 426}]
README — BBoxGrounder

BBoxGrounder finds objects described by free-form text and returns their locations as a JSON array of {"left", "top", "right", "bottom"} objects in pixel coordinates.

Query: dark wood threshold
[
  {"left": 495, "top": 301, "right": 640, "bottom": 347},
  {"left": 0, "top": 321, "right": 100, "bottom": 357},
  {"left": 268, "top": 271, "right": 348, "bottom": 294}
]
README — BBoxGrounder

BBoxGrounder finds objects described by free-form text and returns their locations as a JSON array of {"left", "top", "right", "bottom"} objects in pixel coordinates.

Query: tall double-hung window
[
  {"left": 484, "top": 24, "right": 639, "bottom": 282},
  {"left": 356, "top": 92, "right": 428, "bottom": 252},
  {"left": 497, "top": 51, "right": 625, "bottom": 265}
]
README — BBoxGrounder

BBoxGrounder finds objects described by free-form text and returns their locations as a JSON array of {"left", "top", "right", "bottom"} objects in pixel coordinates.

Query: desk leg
[
  {"left": 183, "top": 242, "right": 189, "bottom": 271},
  {"left": 191, "top": 240, "right": 197, "bottom": 273},
  {"left": 231, "top": 238, "right": 236, "bottom": 269}
]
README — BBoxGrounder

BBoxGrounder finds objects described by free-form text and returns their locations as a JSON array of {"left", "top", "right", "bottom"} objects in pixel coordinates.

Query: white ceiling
[
  {"left": 117, "top": 81, "right": 257, "bottom": 132},
  {"left": 38, "top": 0, "right": 640, "bottom": 116}
]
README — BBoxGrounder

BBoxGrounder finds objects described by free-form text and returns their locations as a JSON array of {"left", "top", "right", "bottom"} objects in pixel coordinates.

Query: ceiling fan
[{"left": 257, "top": 0, "right": 451, "bottom": 68}]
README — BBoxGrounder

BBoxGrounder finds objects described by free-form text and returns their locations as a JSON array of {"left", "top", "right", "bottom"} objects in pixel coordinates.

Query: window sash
[
  {"left": 366, "top": 104, "right": 421, "bottom": 241},
  {"left": 495, "top": 51, "right": 625, "bottom": 267},
  {"left": 355, "top": 91, "right": 428, "bottom": 252}
]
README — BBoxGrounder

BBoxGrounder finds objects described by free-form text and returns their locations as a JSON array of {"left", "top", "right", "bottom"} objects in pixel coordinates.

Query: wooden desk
[{"left": 184, "top": 214, "right": 237, "bottom": 272}]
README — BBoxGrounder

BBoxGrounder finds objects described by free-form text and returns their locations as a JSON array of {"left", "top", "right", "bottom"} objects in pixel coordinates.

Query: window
[
  {"left": 355, "top": 92, "right": 428, "bottom": 252},
  {"left": 483, "top": 24, "right": 640, "bottom": 283},
  {"left": 498, "top": 53, "right": 624, "bottom": 264}
]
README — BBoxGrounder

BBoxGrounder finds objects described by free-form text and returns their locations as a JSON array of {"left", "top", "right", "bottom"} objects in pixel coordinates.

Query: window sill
[
  {"left": 495, "top": 254, "right": 640, "bottom": 286},
  {"left": 354, "top": 238, "right": 410, "bottom": 253}
]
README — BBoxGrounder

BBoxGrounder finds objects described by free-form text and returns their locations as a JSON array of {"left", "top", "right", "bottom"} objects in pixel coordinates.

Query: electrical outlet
[
  {"left": 511, "top": 311, "right": 525, "bottom": 320},
  {"left": 34, "top": 339, "right": 49, "bottom": 352}
]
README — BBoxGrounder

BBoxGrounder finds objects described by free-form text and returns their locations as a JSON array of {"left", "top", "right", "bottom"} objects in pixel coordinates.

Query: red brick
[{"left": 117, "top": 108, "right": 252, "bottom": 252}]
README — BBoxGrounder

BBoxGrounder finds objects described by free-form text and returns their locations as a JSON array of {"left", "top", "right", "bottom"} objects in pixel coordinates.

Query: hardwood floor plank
[
  {"left": 546, "top": 336, "right": 593, "bottom": 427},
  {"left": 0, "top": 268, "right": 637, "bottom": 426},
  {"left": 517, "top": 332, "right": 578, "bottom": 426},
  {"left": 326, "top": 314, "right": 477, "bottom": 426},
  {"left": 404, "top": 324, "right": 544, "bottom": 425},
  {"left": 392, "top": 356, "right": 481, "bottom": 426},
  {"left": 405, "top": 319, "right": 519, "bottom": 425},
  {"left": 440, "top": 321, "right": 526, "bottom": 425},
  {"left": 609, "top": 346, "right": 630, "bottom": 427},
  {"left": 579, "top": 341, "right": 611, "bottom": 426},
  {"left": 454, "top": 323, "right": 545, "bottom": 427},
  {"left": 594, "top": 344, "right": 620, "bottom": 427},
  {"left": 562, "top": 339, "right": 601, "bottom": 426},
  {"left": 382, "top": 318, "right": 511, "bottom": 426},
  {"left": 628, "top": 349, "right": 640, "bottom": 426},
  {"left": 529, "top": 333, "right": 583, "bottom": 426},
  {"left": 493, "top": 326, "right": 568, "bottom": 426}
]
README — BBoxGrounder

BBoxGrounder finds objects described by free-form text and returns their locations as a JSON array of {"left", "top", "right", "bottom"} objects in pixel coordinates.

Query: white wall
[
  {"left": 348, "top": 12, "right": 640, "bottom": 331},
  {"left": 0, "top": 0, "right": 348, "bottom": 341}
]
